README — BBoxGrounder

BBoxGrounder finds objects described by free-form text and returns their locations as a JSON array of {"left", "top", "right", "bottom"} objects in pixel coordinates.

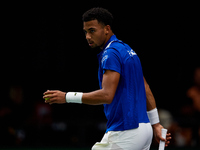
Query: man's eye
[{"left": 90, "top": 30, "right": 95, "bottom": 33}]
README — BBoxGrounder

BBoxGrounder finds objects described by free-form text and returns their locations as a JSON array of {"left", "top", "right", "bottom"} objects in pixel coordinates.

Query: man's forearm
[
  {"left": 144, "top": 77, "right": 160, "bottom": 126},
  {"left": 82, "top": 89, "right": 113, "bottom": 105}
]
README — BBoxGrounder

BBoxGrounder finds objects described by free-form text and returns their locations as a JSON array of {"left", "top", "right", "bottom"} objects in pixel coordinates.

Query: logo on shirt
[
  {"left": 102, "top": 50, "right": 107, "bottom": 55},
  {"left": 101, "top": 55, "right": 108, "bottom": 64},
  {"left": 127, "top": 49, "right": 137, "bottom": 57}
]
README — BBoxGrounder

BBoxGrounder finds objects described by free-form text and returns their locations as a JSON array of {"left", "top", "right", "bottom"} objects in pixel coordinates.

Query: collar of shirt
[
  {"left": 102, "top": 34, "right": 117, "bottom": 50},
  {"left": 97, "top": 34, "right": 118, "bottom": 61}
]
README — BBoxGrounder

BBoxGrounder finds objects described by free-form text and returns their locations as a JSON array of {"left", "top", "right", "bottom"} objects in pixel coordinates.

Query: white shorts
[{"left": 92, "top": 123, "right": 153, "bottom": 150}]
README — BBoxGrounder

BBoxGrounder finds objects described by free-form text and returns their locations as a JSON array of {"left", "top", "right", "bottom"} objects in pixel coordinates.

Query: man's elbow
[{"left": 103, "top": 92, "right": 114, "bottom": 104}]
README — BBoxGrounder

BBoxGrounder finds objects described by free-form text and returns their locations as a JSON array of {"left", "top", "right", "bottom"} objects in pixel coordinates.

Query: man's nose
[{"left": 86, "top": 33, "right": 91, "bottom": 40}]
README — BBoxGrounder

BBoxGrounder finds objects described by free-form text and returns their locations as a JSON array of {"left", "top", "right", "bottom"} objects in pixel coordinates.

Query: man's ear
[{"left": 104, "top": 25, "right": 111, "bottom": 35}]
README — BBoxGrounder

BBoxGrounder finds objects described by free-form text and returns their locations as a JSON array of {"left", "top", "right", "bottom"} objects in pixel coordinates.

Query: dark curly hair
[{"left": 82, "top": 7, "right": 114, "bottom": 29}]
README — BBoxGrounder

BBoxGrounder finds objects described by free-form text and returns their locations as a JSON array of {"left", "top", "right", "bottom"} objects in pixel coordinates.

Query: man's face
[{"left": 83, "top": 20, "right": 107, "bottom": 49}]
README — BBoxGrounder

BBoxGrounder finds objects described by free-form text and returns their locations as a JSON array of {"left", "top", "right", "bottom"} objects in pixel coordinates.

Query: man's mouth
[{"left": 88, "top": 41, "right": 94, "bottom": 46}]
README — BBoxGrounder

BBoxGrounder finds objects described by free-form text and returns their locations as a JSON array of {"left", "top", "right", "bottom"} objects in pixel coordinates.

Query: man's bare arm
[
  {"left": 144, "top": 77, "right": 156, "bottom": 111},
  {"left": 43, "top": 70, "right": 120, "bottom": 105},
  {"left": 144, "top": 77, "right": 171, "bottom": 146},
  {"left": 82, "top": 70, "right": 120, "bottom": 105}
]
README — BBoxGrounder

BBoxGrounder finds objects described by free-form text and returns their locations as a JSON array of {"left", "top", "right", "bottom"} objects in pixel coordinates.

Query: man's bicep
[
  {"left": 143, "top": 76, "right": 157, "bottom": 110},
  {"left": 102, "top": 70, "right": 120, "bottom": 102}
]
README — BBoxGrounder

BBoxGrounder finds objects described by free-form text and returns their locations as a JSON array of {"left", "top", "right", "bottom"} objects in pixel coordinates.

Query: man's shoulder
[
  {"left": 110, "top": 40, "right": 125, "bottom": 48},
  {"left": 108, "top": 40, "right": 135, "bottom": 57},
  {"left": 105, "top": 41, "right": 125, "bottom": 54}
]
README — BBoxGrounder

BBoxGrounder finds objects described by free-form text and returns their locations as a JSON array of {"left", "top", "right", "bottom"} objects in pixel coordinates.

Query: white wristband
[
  {"left": 147, "top": 108, "right": 160, "bottom": 125},
  {"left": 66, "top": 92, "right": 83, "bottom": 104}
]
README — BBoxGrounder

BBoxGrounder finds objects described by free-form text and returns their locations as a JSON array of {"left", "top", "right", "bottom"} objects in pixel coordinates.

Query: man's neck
[{"left": 100, "top": 33, "right": 114, "bottom": 49}]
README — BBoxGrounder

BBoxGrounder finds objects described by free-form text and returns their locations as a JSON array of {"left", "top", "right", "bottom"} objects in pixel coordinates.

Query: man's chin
[
  {"left": 90, "top": 44, "right": 104, "bottom": 50},
  {"left": 89, "top": 45, "right": 102, "bottom": 53},
  {"left": 90, "top": 45, "right": 96, "bottom": 49},
  {"left": 89, "top": 44, "right": 98, "bottom": 49}
]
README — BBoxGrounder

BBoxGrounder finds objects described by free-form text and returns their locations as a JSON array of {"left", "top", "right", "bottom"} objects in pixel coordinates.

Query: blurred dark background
[{"left": 1, "top": 1, "right": 199, "bottom": 149}]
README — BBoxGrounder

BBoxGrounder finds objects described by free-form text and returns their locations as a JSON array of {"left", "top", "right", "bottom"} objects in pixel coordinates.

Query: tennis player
[{"left": 43, "top": 7, "right": 171, "bottom": 149}]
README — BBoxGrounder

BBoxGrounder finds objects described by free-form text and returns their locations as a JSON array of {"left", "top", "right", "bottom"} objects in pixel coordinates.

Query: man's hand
[
  {"left": 152, "top": 123, "right": 171, "bottom": 147},
  {"left": 43, "top": 90, "right": 66, "bottom": 105}
]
